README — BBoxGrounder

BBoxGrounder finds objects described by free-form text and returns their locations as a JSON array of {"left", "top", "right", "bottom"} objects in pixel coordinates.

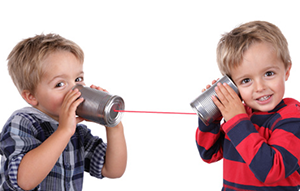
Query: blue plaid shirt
[{"left": 0, "top": 107, "right": 107, "bottom": 191}]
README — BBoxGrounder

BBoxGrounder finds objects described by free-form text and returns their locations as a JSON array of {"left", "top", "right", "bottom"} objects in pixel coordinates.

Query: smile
[{"left": 257, "top": 95, "right": 271, "bottom": 101}]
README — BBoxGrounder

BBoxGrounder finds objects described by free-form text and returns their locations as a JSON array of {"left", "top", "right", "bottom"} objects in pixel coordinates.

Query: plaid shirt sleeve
[
  {"left": 81, "top": 126, "right": 107, "bottom": 178},
  {"left": 1, "top": 108, "right": 108, "bottom": 190},
  {"left": 0, "top": 113, "right": 42, "bottom": 190}
]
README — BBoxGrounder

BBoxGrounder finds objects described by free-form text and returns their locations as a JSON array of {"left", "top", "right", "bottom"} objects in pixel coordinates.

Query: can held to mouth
[
  {"left": 190, "top": 75, "right": 239, "bottom": 126},
  {"left": 73, "top": 84, "right": 125, "bottom": 127}
]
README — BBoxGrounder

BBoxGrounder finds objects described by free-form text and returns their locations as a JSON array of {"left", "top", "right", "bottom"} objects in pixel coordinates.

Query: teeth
[{"left": 258, "top": 95, "right": 271, "bottom": 101}]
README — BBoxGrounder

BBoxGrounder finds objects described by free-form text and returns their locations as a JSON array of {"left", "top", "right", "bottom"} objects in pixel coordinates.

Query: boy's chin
[{"left": 251, "top": 104, "right": 276, "bottom": 113}]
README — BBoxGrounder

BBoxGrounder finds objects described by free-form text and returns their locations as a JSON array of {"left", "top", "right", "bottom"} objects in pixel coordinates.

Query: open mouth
[
  {"left": 257, "top": 95, "right": 271, "bottom": 101},
  {"left": 255, "top": 94, "right": 273, "bottom": 105}
]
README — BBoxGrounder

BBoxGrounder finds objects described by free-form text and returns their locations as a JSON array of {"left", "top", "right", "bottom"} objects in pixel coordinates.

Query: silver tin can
[
  {"left": 190, "top": 75, "right": 239, "bottom": 125},
  {"left": 74, "top": 84, "right": 125, "bottom": 127}
]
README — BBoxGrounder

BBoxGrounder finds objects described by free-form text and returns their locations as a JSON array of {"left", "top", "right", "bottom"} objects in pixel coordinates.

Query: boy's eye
[
  {"left": 75, "top": 77, "right": 83, "bottom": 82},
  {"left": 241, "top": 78, "right": 251, "bottom": 84},
  {"left": 55, "top": 82, "right": 65, "bottom": 87},
  {"left": 265, "top": 71, "right": 275, "bottom": 77}
]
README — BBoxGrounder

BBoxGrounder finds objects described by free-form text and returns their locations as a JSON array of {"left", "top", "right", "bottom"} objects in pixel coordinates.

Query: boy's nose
[
  {"left": 71, "top": 82, "right": 86, "bottom": 90},
  {"left": 254, "top": 79, "right": 266, "bottom": 92},
  {"left": 70, "top": 82, "right": 76, "bottom": 89},
  {"left": 68, "top": 82, "right": 80, "bottom": 93}
]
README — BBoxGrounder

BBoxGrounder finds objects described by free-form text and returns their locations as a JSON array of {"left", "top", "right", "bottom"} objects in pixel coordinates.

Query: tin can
[
  {"left": 190, "top": 75, "right": 239, "bottom": 125},
  {"left": 73, "top": 84, "right": 125, "bottom": 127}
]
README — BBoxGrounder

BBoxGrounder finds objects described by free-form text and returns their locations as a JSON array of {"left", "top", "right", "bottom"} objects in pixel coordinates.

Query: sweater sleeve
[
  {"left": 195, "top": 117, "right": 224, "bottom": 163},
  {"left": 222, "top": 104, "right": 300, "bottom": 184}
]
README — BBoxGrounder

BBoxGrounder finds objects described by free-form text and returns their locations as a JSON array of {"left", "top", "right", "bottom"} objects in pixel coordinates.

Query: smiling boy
[
  {"left": 196, "top": 21, "right": 300, "bottom": 190},
  {"left": 0, "top": 34, "right": 127, "bottom": 191}
]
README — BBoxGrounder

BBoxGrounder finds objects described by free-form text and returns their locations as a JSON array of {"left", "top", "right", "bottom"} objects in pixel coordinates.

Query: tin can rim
[{"left": 103, "top": 95, "right": 125, "bottom": 127}]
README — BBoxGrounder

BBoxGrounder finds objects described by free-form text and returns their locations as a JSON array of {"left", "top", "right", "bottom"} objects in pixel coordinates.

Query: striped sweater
[{"left": 196, "top": 98, "right": 300, "bottom": 190}]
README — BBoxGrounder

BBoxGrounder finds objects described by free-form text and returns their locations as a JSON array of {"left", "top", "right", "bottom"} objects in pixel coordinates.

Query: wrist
[
  {"left": 56, "top": 125, "right": 74, "bottom": 139},
  {"left": 106, "top": 121, "right": 123, "bottom": 130},
  {"left": 105, "top": 122, "right": 124, "bottom": 139},
  {"left": 222, "top": 113, "right": 249, "bottom": 133}
]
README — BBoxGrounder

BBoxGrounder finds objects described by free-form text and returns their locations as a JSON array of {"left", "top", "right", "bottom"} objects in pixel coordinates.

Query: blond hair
[
  {"left": 7, "top": 33, "right": 84, "bottom": 94},
  {"left": 216, "top": 21, "right": 291, "bottom": 76}
]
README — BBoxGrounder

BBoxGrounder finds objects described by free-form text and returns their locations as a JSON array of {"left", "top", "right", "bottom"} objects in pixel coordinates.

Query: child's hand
[
  {"left": 90, "top": 84, "right": 108, "bottom": 92},
  {"left": 212, "top": 82, "right": 245, "bottom": 122},
  {"left": 202, "top": 79, "right": 219, "bottom": 92},
  {"left": 58, "top": 88, "right": 84, "bottom": 135}
]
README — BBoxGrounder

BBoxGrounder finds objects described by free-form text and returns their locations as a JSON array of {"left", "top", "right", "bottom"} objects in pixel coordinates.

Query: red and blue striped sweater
[{"left": 196, "top": 98, "right": 300, "bottom": 190}]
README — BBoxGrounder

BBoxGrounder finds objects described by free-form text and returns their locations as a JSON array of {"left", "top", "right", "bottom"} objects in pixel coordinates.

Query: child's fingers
[
  {"left": 90, "top": 84, "right": 108, "bottom": 92},
  {"left": 212, "top": 79, "right": 219, "bottom": 84},
  {"left": 66, "top": 89, "right": 80, "bottom": 101},
  {"left": 217, "top": 83, "right": 239, "bottom": 102},
  {"left": 213, "top": 82, "right": 245, "bottom": 122},
  {"left": 76, "top": 116, "right": 85, "bottom": 124},
  {"left": 224, "top": 83, "right": 240, "bottom": 99},
  {"left": 62, "top": 89, "right": 82, "bottom": 110},
  {"left": 215, "top": 83, "right": 229, "bottom": 104},
  {"left": 202, "top": 79, "right": 218, "bottom": 92},
  {"left": 72, "top": 96, "right": 84, "bottom": 108},
  {"left": 212, "top": 95, "right": 224, "bottom": 110}
]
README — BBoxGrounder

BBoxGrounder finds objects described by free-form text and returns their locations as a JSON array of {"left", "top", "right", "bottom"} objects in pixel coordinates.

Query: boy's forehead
[
  {"left": 237, "top": 42, "right": 274, "bottom": 63},
  {"left": 40, "top": 51, "right": 83, "bottom": 79},
  {"left": 230, "top": 42, "right": 286, "bottom": 79},
  {"left": 41, "top": 50, "right": 82, "bottom": 67}
]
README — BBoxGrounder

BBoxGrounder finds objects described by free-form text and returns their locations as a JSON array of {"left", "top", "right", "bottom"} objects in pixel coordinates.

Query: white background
[{"left": 1, "top": 1, "right": 300, "bottom": 190}]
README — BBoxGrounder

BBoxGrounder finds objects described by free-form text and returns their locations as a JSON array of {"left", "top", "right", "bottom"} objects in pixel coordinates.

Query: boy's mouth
[
  {"left": 257, "top": 95, "right": 271, "bottom": 101},
  {"left": 255, "top": 94, "right": 273, "bottom": 104}
]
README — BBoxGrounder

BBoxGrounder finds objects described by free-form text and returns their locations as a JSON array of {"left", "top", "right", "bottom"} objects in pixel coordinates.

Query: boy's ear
[
  {"left": 285, "top": 62, "right": 292, "bottom": 81},
  {"left": 21, "top": 90, "right": 38, "bottom": 106}
]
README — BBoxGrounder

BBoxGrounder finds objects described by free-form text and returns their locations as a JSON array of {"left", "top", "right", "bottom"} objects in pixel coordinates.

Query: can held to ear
[
  {"left": 73, "top": 84, "right": 125, "bottom": 127},
  {"left": 190, "top": 75, "right": 239, "bottom": 125}
]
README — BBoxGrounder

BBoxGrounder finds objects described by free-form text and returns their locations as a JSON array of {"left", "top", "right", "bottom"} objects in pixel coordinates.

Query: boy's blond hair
[
  {"left": 7, "top": 33, "right": 84, "bottom": 95},
  {"left": 216, "top": 21, "right": 291, "bottom": 76}
]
